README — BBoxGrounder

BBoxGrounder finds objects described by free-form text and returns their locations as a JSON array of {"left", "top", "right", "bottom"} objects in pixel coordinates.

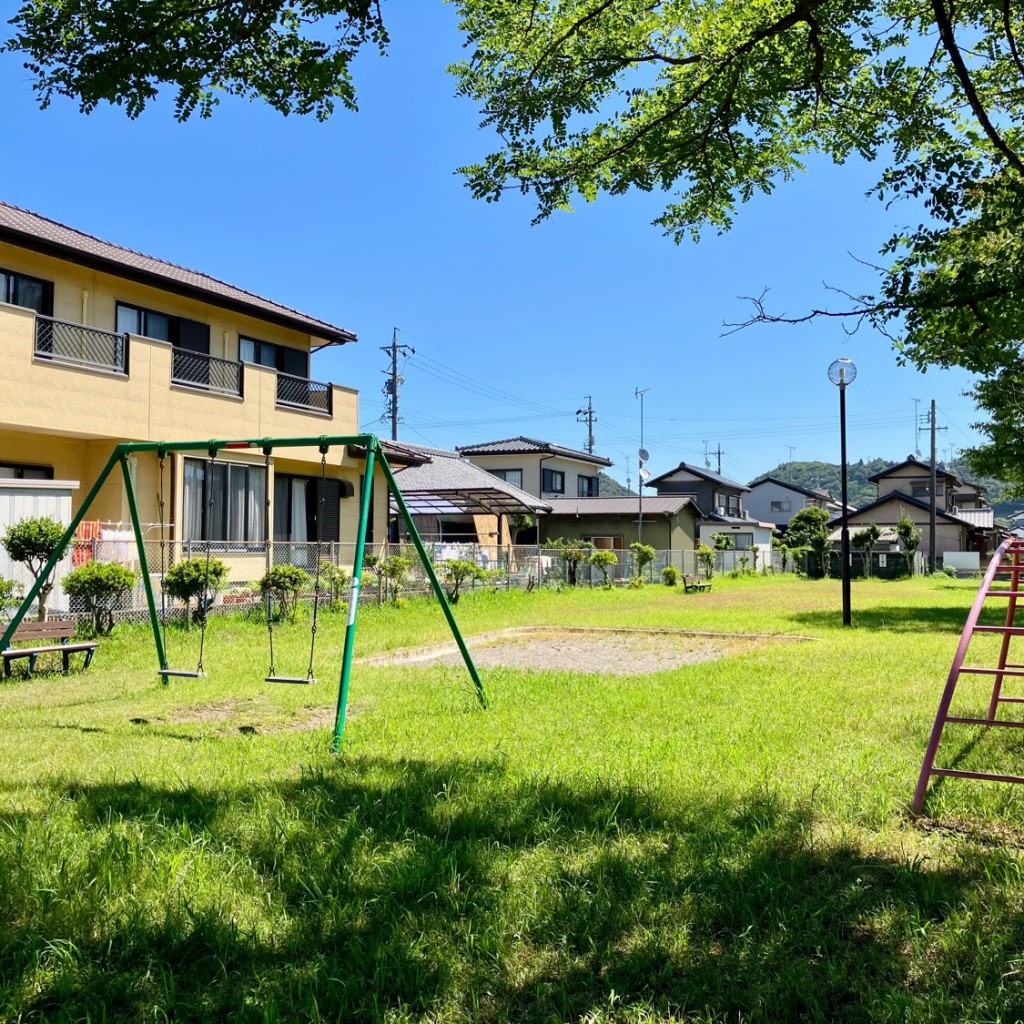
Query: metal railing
[
  {"left": 171, "top": 349, "right": 243, "bottom": 397},
  {"left": 34, "top": 315, "right": 128, "bottom": 374},
  {"left": 276, "top": 372, "right": 332, "bottom": 414}
]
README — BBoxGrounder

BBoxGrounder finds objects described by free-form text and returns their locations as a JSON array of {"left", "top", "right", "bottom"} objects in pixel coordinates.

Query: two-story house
[
  {"left": 0, "top": 201, "right": 391, "bottom": 587},
  {"left": 837, "top": 456, "right": 999, "bottom": 566},
  {"left": 645, "top": 461, "right": 774, "bottom": 558},
  {"left": 746, "top": 477, "right": 844, "bottom": 531}
]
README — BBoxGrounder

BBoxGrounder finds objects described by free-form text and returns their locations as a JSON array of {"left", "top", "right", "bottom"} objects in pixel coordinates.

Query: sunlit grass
[{"left": 2, "top": 574, "right": 1024, "bottom": 1021}]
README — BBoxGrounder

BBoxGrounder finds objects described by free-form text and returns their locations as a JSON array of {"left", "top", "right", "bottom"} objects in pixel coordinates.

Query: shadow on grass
[
  {"left": 0, "top": 758, "right": 1020, "bottom": 1022},
  {"left": 790, "top": 603, "right": 996, "bottom": 633}
]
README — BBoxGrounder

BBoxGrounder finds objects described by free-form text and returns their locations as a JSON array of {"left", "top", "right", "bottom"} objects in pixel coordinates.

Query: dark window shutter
[
  {"left": 176, "top": 318, "right": 210, "bottom": 354},
  {"left": 318, "top": 478, "right": 341, "bottom": 542},
  {"left": 279, "top": 346, "right": 308, "bottom": 378}
]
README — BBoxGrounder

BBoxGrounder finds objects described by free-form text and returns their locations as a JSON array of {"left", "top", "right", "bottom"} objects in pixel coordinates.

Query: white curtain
[{"left": 291, "top": 482, "right": 307, "bottom": 542}]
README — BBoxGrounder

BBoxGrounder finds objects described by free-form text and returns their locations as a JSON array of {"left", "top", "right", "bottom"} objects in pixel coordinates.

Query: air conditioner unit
[{"left": 716, "top": 506, "right": 725, "bottom": 515}]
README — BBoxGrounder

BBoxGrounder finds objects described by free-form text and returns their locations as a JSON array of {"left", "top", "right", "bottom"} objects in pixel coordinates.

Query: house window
[
  {"left": 583, "top": 535, "right": 623, "bottom": 550},
  {"left": 116, "top": 302, "right": 210, "bottom": 355},
  {"left": 578, "top": 475, "right": 599, "bottom": 498},
  {"left": 273, "top": 474, "right": 341, "bottom": 543},
  {"left": 911, "top": 479, "right": 944, "bottom": 497},
  {"left": 714, "top": 491, "right": 741, "bottom": 516},
  {"left": 240, "top": 336, "right": 308, "bottom": 378},
  {"left": 542, "top": 468, "right": 565, "bottom": 494},
  {"left": 0, "top": 461, "right": 53, "bottom": 480},
  {"left": 731, "top": 532, "right": 754, "bottom": 549},
  {"left": 0, "top": 268, "right": 53, "bottom": 315},
  {"left": 183, "top": 458, "right": 266, "bottom": 544},
  {"left": 488, "top": 468, "right": 523, "bottom": 489},
  {"left": 770, "top": 500, "right": 792, "bottom": 513}
]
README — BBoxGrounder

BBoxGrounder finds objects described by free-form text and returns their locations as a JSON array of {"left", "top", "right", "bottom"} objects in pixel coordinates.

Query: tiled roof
[
  {"left": 645, "top": 461, "right": 749, "bottom": 491},
  {"left": 867, "top": 456, "right": 961, "bottom": 486},
  {"left": 0, "top": 201, "right": 356, "bottom": 344},
  {"left": 544, "top": 496, "right": 700, "bottom": 517},
  {"left": 456, "top": 436, "right": 613, "bottom": 467},
  {"left": 831, "top": 490, "right": 972, "bottom": 527},
  {"left": 748, "top": 476, "right": 833, "bottom": 502}
]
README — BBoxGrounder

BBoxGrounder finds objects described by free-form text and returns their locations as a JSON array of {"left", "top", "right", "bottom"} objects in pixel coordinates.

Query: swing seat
[
  {"left": 265, "top": 674, "right": 315, "bottom": 685},
  {"left": 159, "top": 668, "right": 206, "bottom": 678}
]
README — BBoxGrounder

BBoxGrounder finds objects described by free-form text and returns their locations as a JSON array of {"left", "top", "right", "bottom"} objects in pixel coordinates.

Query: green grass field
[{"left": 3, "top": 574, "right": 1024, "bottom": 1023}]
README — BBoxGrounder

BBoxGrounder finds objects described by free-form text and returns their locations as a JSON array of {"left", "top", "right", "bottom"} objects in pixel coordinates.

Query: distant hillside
[
  {"left": 754, "top": 459, "right": 1008, "bottom": 509},
  {"left": 598, "top": 471, "right": 636, "bottom": 497}
]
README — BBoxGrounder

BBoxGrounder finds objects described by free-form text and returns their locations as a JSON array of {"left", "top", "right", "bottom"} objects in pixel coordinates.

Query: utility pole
[
  {"left": 576, "top": 396, "right": 597, "bottom": 454},
  {"left": 913, "top": 398, "right": 922, "bottom": 455},
  {"left": 635, "top": 387, "right": 650, "bottom": 545},
  {"left": 785, "top": 445, "right": 796, "bottom": 466},
  {"left": 380, "top": 328, "right": 414, "bottom": 441},
  {"left": 701, "top": 441, "right": 722, "bottom": 474},
  {"left": 928, "top": 400, "right": 947, "bottom": 573}
]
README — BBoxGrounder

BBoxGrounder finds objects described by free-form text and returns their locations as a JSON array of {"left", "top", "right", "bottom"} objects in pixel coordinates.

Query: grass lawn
[{"left": 3, "top": 574, "right": 1024, "bottom": 1022}]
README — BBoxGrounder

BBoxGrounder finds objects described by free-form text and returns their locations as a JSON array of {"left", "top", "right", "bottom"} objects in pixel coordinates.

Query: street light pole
[{"left": 828, "top": 358, "right": 857, "bottom": 627}]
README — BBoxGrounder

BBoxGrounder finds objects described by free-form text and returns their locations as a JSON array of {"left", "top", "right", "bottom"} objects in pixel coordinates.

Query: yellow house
[{"left": 0, "top": 201, "right": 389, "bottom": 562}]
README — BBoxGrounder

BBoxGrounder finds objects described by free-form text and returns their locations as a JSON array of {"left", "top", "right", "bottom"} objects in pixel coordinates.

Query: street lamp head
[{"left": 828, "top": 357, "right": 857, "bottom": 387}]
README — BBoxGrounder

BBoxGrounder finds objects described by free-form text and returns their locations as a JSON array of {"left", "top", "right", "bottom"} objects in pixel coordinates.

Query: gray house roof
[
  {"left": 748, "top": 476, "right": 835, "bottom": 502},
  {"left": 545, "top": 496, "right": 701, "bottom": 517},
  {"left": 0, "top": 201, "right": 356, "bottom": 345},
  {"left": 392, "top": 443, "right": 551, "bottom": 516},
  {"left": 456, "top": 436, "right": 613, "bottom": 467},
  {"left": 645, "top": 461, "right": 749, "bottom": 491}
]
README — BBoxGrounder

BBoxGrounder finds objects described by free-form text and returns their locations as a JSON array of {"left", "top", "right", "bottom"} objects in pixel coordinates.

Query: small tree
[
  {"left": 589, "top": 549, "right": 618, "bottom": 588},
  {"left": 629, "top": 541, "right": 655, "bottom": 583},
  {"left": 162, "top": 556, "right": 228, "bottom": 626},
  {"left": 809, "top": 531, "right": 835, "bottom": 580},
  {"left": 3, "top": 515, "right": 65, "bottom": 620},
  {"left": 258, "top": 564, "right": 311, "bottom": 622},
  {"left": 895, "top": 512, "right": 923, "bottom": 576},
  {"left": 696, "top": 544, "right": 715, "bottom": 579},
  {"left": 438, "top": 558, "right": 483, "bottom": 604},
  {"left": 363, "top": 552, "right": 385, "bottom": 605},
  {"left": 787, "top": 507, "right": 833, "bottom": 579},
  {"left": 851, "top": 524, "right": 881, "bottom": 578},
  {"left": 507, "top": 512, "right": 534, "bottom": 543},
  {"left": 776, "top": 540, "right": 791, "bottom": 573},
  {"left": 319, "top": 560, "right": 350, "bottom": 610},
  {"left": 546, "top": 538, "right": 594, "bottom": 587},
  {"left": 62, "top": 561, "right": 135, "bottom": 635},
  {"left": 661, "top": 564, "right": 679, "bottom": 586},
  {"left": 0, "top": 574, "right": 24, "bottom": 619},
  {"left": 382, "top": 555, "right": 412, "bottom": 604}
]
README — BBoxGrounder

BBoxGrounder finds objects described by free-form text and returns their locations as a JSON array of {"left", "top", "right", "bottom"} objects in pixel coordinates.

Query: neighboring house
[
  {"left": 645, "top": 461, "right": 774, "bottom": 559},
  {"left": 538, "top": 495, "right": 700, "bottom": 554},
  {"left": 456, "top": 437, "right": 613, "bottom": 502},
  {"left": 389, "top": 442, "right": 550, "bottom": 547},
  {"left": 0, "top": 201, "right": 391, "bottom": 567},
  {"left": 745, "top": 476, "right": 842, "bottom": 530},
  {"left": 862, "top": 456, "right": 999, "bottom": 560}
]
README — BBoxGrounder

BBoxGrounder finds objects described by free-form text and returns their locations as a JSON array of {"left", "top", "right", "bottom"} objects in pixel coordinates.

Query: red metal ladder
[{"left": 912, "top": 537, "right": 1024, "bottom": 815}]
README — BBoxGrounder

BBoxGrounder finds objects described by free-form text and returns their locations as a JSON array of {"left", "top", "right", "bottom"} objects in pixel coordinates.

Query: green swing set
[{"left": 0, "top": 433, "right": 487, "bottom": 749}]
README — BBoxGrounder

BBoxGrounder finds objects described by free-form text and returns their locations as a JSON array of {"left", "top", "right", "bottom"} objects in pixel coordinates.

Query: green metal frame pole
[
  {"left": 376, "top": 450, "right": 488, "bottom": 708},
  {"left": 0, "top": 444, "right": 126, "bottom": 649},
  {"left": 333, "top": 443, "right": 377, "bottom": 751},
  {"left": 120, "top": 452, "right": 168, "bottom": 674}
]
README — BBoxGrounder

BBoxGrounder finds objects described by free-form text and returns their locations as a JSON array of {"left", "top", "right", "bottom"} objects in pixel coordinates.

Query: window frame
[
  {"left": 0, "top": 461, "right": 54, "bottom": 480},
  {"left": 542, "top": 468, "right": 565, "bottom": 494},
  {"left": 578, "top": 474, "right": 599, "bottom": 498},
  {"left": 487, "top": 467, "right": 524, "bottom": 489},
  {"left": 0, "top": 267, "right": 54, "bottom": 316},
  {"left": 240, "top": 335, "right": 309, "bottom": 378},
  {"left": 182, "top": 457, "right": 266, "bottom": 548},
  {"left": 770, "top": 499, "right": 792, "bottom": 513}
]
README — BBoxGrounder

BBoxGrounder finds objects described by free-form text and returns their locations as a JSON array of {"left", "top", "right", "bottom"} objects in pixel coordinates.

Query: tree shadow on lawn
[
  {"left": 790, "top": 603, "right": 993, "bottom": 633},
  {"left": 2, "top": 758, "right": 1022, "bottom": 1022}
]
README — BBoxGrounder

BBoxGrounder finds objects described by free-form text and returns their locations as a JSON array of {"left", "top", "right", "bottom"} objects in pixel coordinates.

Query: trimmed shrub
[{"left": 62, "top": 561, "right": 135, "bottom": 635}]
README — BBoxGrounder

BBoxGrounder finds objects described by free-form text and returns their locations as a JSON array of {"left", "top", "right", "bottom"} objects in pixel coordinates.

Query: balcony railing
[
  {"left": 276, "top": 372, "right": 333, "bottom": 415},
  {"left": 34, "top": 315, "right": 128, "bottom": 374},
  {"left": 171, "top": 349, "right": 243, "bottom": 397}
]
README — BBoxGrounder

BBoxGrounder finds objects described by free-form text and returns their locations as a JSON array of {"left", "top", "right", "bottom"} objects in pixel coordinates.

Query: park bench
[
  {"left": 2, "top": 619, "right": 98, "bottom": 679},
  {"left": 683, "top": 575, "right": 712, "bottom": 593}
]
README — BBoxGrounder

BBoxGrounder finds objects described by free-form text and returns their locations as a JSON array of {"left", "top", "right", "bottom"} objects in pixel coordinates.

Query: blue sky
[{"left": 0, "top": 3, "right": 982, "bottom": 487}]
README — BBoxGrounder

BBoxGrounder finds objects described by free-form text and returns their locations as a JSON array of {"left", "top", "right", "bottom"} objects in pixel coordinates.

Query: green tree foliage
[
  {"left": 785, "top": 507, "right": 831, "bottom": 550},
  {"left": 62, "top": 561, "right": 135, "bottom": 635},
  {"left": 661, "top": 564, "right": 679, "bottom": 586},
  {"left": 162, "top": 556, "right": 228, "bottom": 625},
  {"left": 545, "top": 538, "right": 595, "bottom": 587},
  {"left": 588, "top": 549, "right": 618, "bottom": 588},
  {"left": 5, "top": 0, "right": 388, "bottom": 121},
  {"left": 851, "top": 524, "right": 881, "bottom": 577},
  {"left": 628, "top": 542, "right": 655, "bottom": 581},
  {"left": 437, "top": 559, "right": 484, "bottom": 604},
  {"left": 709, "top": 534, "right": 733, "bottom": 551},
  {"left": 258, "top": 564, "right": 312, "bottom": 623},
  {"left": 381, "top": 555, "right": 412, "bottom": 604},
  {"left": 696, "top": 543, "right": 715, "bottom": 579},
  {"left": 0, "top": 574, "right": 23, "bottom": 619},
  {"left": 3, "top": 515, "right": 65, "bottom": 620},
  {"left": 318, "top": 560, "right": 350, "bottom": 610},
  {"left": 895, "top": 513, "right": 923, "bottom": 576}
]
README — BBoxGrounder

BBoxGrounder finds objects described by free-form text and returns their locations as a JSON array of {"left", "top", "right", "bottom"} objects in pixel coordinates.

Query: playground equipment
[
  {"left": 913, "top": 537, "right": 1024, "bottom": 814},
  {"left": 0, "top": 433, "right": 487, "bottom": 749}
]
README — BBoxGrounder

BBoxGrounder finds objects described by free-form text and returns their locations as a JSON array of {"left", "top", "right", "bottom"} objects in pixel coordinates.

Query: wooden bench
[
  {"left": 2, "top": 619, "right": 98, "bottom": 679},
  {"left": 683, "top": 575, "right": 712, "bottom": 593}
]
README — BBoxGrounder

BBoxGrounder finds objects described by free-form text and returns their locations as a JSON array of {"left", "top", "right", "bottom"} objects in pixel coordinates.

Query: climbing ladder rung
[
  {"left": 960, "top": 667, "right": 1024, "bottom": 677},
  {"left": 984, "top": 591, "right": 1024, "bottom": 598},
  {"left": 932, "top": 767, "right": 1024, "bottom": 785},
  {"left": 997, "top": 696, "right": 1024, "bottom": 704},
  {"left": 973, "top": 625, "right": 1024, "bottom": 635},
  {"left": 944, "top": 715, "right": 1024, "bottom": 729}
]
